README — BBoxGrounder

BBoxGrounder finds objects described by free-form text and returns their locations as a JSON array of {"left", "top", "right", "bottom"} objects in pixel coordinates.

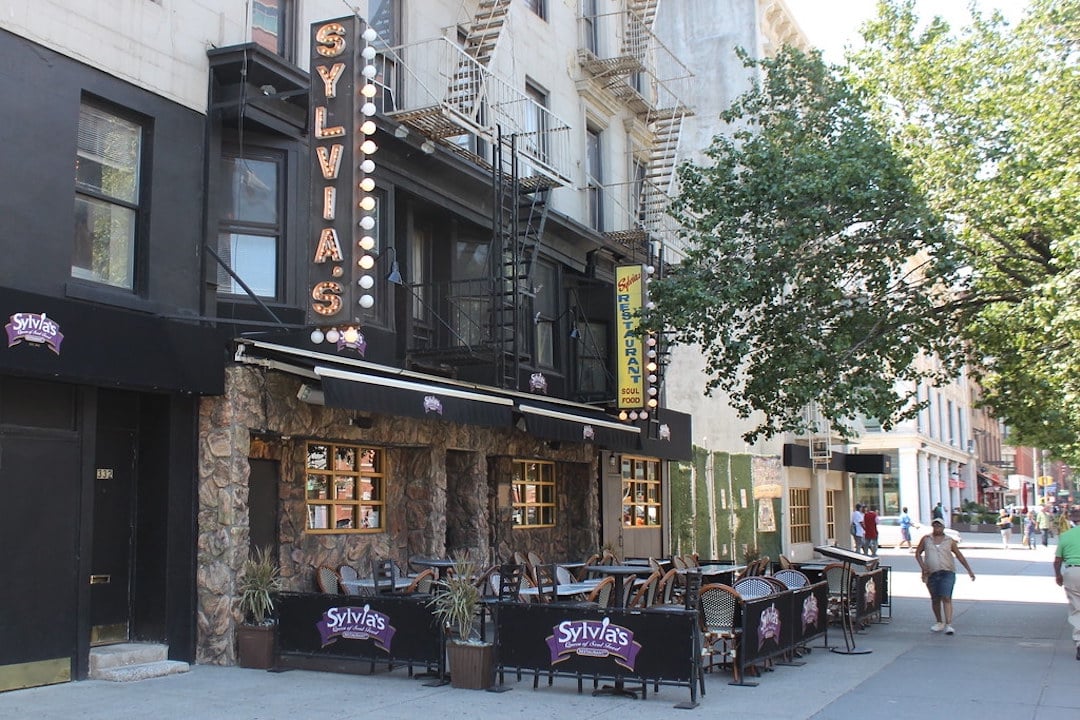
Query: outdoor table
[
  {"left": 518, "top": 582, "right": 595, "bottom": 600},
  {"left": 341, "top": 577, "right": 413, "bottom": 594},
  {"left": 409, "top": 556, "right": 456, "bottom": 580},
  {"left": 588, "top": 565, "right": 649, "bottom": 608},
  {"left": 683, "top": 563, "right": 744, "bottom": 583}
]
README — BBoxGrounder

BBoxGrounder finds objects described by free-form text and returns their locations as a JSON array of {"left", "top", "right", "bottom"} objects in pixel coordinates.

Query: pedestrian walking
[
  {"left": 864, "top": 506, "right": 879, "bottom": 556},
  {"left": 1037, "top": 505, "right": 1053, "bottom": 547},
  {"left": 1025, "top": 509, "right": 1038, "bottom": 549},
  {"left": 932, "top": 502, "right": 944, "bottom": 521},
  {"left": 899, "top": 506, "right": 914, "bottom": 550},
  {"left": 851, "top": 503, "right": 866, "bottom": 554},
  {"left": 1053, "top": 509, "right": 1080, "bottom": 661},
  {"left": 998, "top": 508, "right": 1013, "bottom": 550},
  {"left": 915, "top": 518, "right": 976, "bottom": 635}
]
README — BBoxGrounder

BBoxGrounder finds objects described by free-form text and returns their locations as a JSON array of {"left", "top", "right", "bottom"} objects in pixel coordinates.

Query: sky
[{"left": 783, "top": 0, "right": 1031, "bottom": 64}]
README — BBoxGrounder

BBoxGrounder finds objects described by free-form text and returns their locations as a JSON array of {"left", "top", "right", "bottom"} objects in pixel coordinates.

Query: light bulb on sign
[
  {"left": 646, "top": 336, "right": 657, "bottom": 347},
  {"left": 360, "top": 120, "right": 376, "bottom": 136},
  {"left": 629, "top": 411, "right": 639, "bottom": 420},
  {"left": 359, "top": 177, "right": 375, "bottom": 192},
  {"left": 646, "top": 362, "right": 657, "bottom": 372},
  {"left": 359, "top": 294, "right": 374, "bottom": 309},
  {"left": 361, "top": 45, "right": 377, "bottom": 60},
  {"left": 640, "top": 411, "right": 649, "bottom": 419},
  {"left": 648, "top": 387, "right": 658, "bottom": 396},
  {"left": 647, "top": 399, "right": 658, "bottom": 408},
  {"left": 359, "top": 235, "right": 376, "bottom": 251},
  {"left": 358, "top": 254, "right": 375, "bottom": 269},
  {"left": 360, "top": 139, "right": 378, "bottom": 155},
  {"left": 343, "top": 327, "right": 359, "bottom": 344},
  {"left": 362, "top": 27, "right": 378, "bottom": 43},
  {"left": 325, "top": 328, "right": 340, "bottom": 344},
  {"left": 646, "top": 265, "right": 655, "bottom": 275},
  {"left": 358, "top": 274, "right": 375, "bottom": 289},
  {"left": 360, "top": 159, "right": 375, "bottom": 173},
  {"left": 361, "top": 102, "right": 376, "bottom": 117},
  {"left": 359, "top": 196, "right": 376, "bottom": 211},
  {"left": 647, "top": 349, "right": 657, "bottom": 359},
  {"left": 647, "top": 374, "right": 657, "bottom": 383},
  {"left": 310, "top": 328, "right": 325, "bottom": 344},
  {"left": 619, "top": 410, "right": 628, "bottom": 421},
  {"left": 361, "top": 83, "right": 377, "bottom": 98},
  {"left": 362, "top": 64, "right": 377, "bottom": 79},
  {"left": 359, "top": 216, "right": 375, "bottom": 230}
]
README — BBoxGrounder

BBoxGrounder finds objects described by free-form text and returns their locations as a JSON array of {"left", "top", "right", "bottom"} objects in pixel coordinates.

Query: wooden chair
[
  {"left": 527, "top": 551, "right": 543, "bottom": 567},
  {"left": 823, "top": 563, "right": 854, "bottom": 623},
  {"left": 778, "top": 555, "right": 794, "bottom": 570},
  {"left": 600, "top": 549, "right": 618, "bottom": 566},
  {"left": 629, "top": 571, "right": 661, "bottom": 608},
  {"left": 648, "top": 557, "right": 665, "bottom": 575},
  {"left": 316, "top": 566, "right": 341, "bottom": 595},
  {"left": 773, "top": 569, "right": 810, "bottom": 589},
  {"left": 681, "top": 553, "right": 699, "bottom": 568},
  {"left": 698, "top": 583, "right": 744, "bottom": 682},
  {"left": 584, "top": 576, "right": 615, "bottom": 607},
  {"left": 337, "top": 565, "right": 359, "bottom": 594},
  {"left": 555, "top": 565, "right": 575, "bottom": 587},
  {"left": 403, "top": 568, "right": 436, "bottom": 594},
  {"left": 672, "top": 555, "right": 688, "bottom": 571},
  {"left": 576, "top": 553, "right": 600, "bottom": 581}
]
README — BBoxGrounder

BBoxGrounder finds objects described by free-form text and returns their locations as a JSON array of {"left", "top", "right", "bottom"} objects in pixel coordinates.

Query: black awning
[
  {"left": 316, "top": 366, "right": 514, "bottom": 427},
  {"left": 517, "top": 401, "right": 640, "bottom": 451},
  {"left": 1, "top": 286, "right": 225, "bottom": 394},
  {"left": 639, "top": 408, "right": 694, "bottom": 461}
]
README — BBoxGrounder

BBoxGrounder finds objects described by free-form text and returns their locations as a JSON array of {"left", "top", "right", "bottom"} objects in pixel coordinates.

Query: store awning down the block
[{"left": 517, "top": 402, "right": 641, "bottom": 452}]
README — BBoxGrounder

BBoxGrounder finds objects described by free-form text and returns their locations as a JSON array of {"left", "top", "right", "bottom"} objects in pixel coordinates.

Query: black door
[
  {"left": 90, "top": 427, "right": 136, "bottom": 645},
  {"left": 248, "top": 459, "right": 279, "bottom": 556}
]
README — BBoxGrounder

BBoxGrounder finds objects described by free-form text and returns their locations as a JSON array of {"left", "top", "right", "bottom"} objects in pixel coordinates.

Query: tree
[
  {"left": 852, "top": 0, "right": 1080, "bottom": 462},
  {"left": 647, "top": 45, "right": 967, "bottom": 444}
]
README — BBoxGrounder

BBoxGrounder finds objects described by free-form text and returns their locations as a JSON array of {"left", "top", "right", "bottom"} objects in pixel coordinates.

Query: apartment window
[
  {"left": 622, "top": 456, "right": 662, "bottom": 527},
  {"left": 581, "top": 0, "right": 598, "bottom": 54},
  {"left": 305, "top": 442, "right": 385, "bottom": 532},
  {"left": 370, "top": 0, "right": 401, "bottom": 112},
  {"left": 524, "top": 80, "right": 549, "bottom": 170},
  {"left": 251, "top": 0, "right": 295, "bottom": 60},
  {"left": 789, "top": 487, "right": 811, "bottom": 544},
  {"left": 533, "top": 261, "right": 557, "bottom": 368},
  {"left": 632, "top": 158, "right": 647, "bottom": 227},
  {"left": 575, "top": 321, "right": 609, "bottom": 396},
  {"left": 525, "top": 0, "right": 546, "bottom": 21},
  {"left": 512, "top": 460, "right": 555, "bottom": 528},
  {"left": 218, "top": 150, "right": 283, "bottom": 298},
  {"left": 73, "top": 102, "right": 143, "bottom": 290},
  {"left": 586, "top": 127, "right": 603, "bottom": 230}
]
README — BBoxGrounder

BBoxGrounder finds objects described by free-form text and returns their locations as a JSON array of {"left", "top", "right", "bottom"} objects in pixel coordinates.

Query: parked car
[{"left": 876, "top": 516, "right": 962, "bottom": 547}]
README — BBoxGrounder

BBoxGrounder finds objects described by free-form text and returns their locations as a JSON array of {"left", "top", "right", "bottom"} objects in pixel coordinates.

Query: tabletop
[
  {"left": 690, "top": 563, "right": 744, "bottom": 575},
  {"left": 409, "top": 556, "right": 456, "bottom": 568},
  {"left": 518, "top": 582, "right": 595, "bottom": 598},
  {"left": 340, "top": 577, "right": 413, "bottom": 593},
  {"left": 589, "top": 564, "right": 652, "bottom": 576}
]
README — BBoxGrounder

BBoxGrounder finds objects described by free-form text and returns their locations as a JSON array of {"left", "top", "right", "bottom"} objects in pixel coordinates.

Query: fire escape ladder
[
  {"left": 627, "top": 0, "right": 659, "bottom": 33},
  {"left": 492, "top": 127, "right": 523, "bottom": 391},
  {"left": 465, "top": 0, "right": 511, "bottom": 67}
]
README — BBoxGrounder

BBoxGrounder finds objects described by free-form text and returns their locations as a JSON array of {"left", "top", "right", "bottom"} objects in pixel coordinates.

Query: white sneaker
[
  {"left": 944, "top": 625, "right": 955, "bottom": 635},
  {"left": 931, "top": 622, "right": 945, "bottom": 632}
]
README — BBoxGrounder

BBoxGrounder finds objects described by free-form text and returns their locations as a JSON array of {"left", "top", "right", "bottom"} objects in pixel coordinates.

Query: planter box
[
  {"left": 237, "top": 624, "right": 276, "bottom": 669},
  {"left": 446, "top": 642, "right": 494, "bottom": 690}
]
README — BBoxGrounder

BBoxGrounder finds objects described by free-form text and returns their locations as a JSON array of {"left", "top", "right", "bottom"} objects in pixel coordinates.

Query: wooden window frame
[
  {"left": 305, "top": 441, "right": 385, "bottom": 533},
  {"left": 789, "top": 487, "right": 811, "bottom": 544},
  {"left": 511, "top": 459, "right": 556, "bottom": 528},
  {"left": 621, "top": 455, "right": 662, "bottom": 528}
]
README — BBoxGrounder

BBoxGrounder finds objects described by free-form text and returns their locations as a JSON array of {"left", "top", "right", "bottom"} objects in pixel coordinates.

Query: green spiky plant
[
  {"left": 238, "top": 546, "right": 284, "bottom": 626},
  {"left": 428, "top": 553, "right": 484, "bottom": 644}
]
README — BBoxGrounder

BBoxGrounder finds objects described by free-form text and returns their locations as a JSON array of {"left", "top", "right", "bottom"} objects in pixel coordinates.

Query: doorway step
[{"left": 89, "top": 643, "right": 190, "bottom": 681}]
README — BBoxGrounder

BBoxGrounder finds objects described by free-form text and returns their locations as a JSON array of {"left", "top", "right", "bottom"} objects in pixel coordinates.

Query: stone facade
[{"left": 197, "top": 365, "right": 601, "bottom": 665}]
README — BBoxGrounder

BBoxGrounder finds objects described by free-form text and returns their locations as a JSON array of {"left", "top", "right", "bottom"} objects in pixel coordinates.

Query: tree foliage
[
  {"left": 647, "top": 45, "right": 967, "bottom": 443},
  {"left": 851, "top": 0, "right": 1080, "bottom": 462}
]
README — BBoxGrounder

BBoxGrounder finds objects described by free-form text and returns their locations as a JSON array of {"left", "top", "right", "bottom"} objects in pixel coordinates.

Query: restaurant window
[
  {"left": 251, "top": 0, "right": 295, "bottom": 60},
  {"left": 622, "top": 456, "right": 662, "bottom": 527},
  {"left": 217, "top": 149, "right": 283, "bottom": 299},
  {"left": 511, "top": 460, "right": 555, "bottom": 528},
  {"left": 73, "top": 101, "right": 144, "bottom": 291},
  {"left": 305, "top": 442, "right": 385, "bottom": 533},
  {"left": 789, "top": 487, "right": 811, "bottom": 544},
  {"left": 826, "top": 490, "right": 837, "bottom": 540}
]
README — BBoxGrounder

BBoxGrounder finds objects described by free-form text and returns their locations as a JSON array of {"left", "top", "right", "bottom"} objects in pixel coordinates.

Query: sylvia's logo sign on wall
[
  {"left": 317, "top": 605, "right": 396, "bottom": 652},
  {"left": 545, "top": 617, "right": 642, "bottom": 670},
  {"left": 5, "top": 312, "right": 64, "bottom": 354}
]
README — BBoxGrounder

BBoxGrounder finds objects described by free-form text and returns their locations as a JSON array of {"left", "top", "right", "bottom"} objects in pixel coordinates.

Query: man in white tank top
[{"left": 915, "top": 518, "right": 976, "bottom": 635}]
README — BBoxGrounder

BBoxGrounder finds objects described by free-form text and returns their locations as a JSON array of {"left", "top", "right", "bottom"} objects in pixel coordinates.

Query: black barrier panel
[
  {"left": 851, "top": 569, "right": 883, "bottom": 623},
  {"left": 276, "top": 592, "right": 441, "bottom": 666},
  {"left": 495, "top": 602, "right": 697, "bottom": 685},
  {"left": 789, "top": 581, "right": 829, "bottom": 646},
  {"left": 739, "top": 591, "right": 793, "bottom": 667}
]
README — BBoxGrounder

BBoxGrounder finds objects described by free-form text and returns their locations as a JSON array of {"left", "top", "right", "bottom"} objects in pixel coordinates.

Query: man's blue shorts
[{"left": 926, "top": 570, "right": 956, "bottom": 598}]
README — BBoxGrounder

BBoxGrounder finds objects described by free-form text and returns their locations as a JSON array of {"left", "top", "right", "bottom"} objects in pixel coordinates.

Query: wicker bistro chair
[
  {"left": 672, "top": 555, "right": 688, "bottom": 571},
  {"left": 656, "top": 568, "right": 681, "bottom": 605},
  {"left": 732, "top": 576, "right": 776, "bottom": 600},
  {"left": 576, "top": 554, "right": 600, "bottom": 581},
  {"left": 823, "top": 563, "right": 855, "bottom": 624},
  {"left": 338, "top": 565, "right": 360, "bottom": 594},
  {"left": 629, "top": 571, "right": 662, "bottom": 608},
  {"left": 698, "top": 583, "right": 745, "bottom": 682},
  {"left": 316, "top": 566, "right": 342, "bottom": 595},
  {"left": 555, "top": 565, "right": 575, "bottom": 587},
  {"left": 584, "top": 576, "right": 615, "bottom": 607},
  {"left": 773, "top": 569, "right": 810, "bottom": 590},
  {"left": 403, "top": 568, "right": 436, "bottom": 595}
]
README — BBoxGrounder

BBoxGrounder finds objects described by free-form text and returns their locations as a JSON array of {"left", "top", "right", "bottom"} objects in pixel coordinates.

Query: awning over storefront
[
  {"left": 639, "top": 407, "right": 694, "bottom": 461},
  {"left": 315, "top": 366, "right": 514, "bottom": 428},
  {"left": 977, "top": 472, "right": 1005, "bottom": 490},
  {"left": 517, "top": 401, "right": 640, "bottom": 452}
]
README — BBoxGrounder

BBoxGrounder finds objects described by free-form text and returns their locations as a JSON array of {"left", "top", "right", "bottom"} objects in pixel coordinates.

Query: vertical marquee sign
[
  {"left": 615, "top": 264, "right": 645, "bottom": 409},
  {"left": 308, "top": 17, "right": 358, "bottom": 329}
]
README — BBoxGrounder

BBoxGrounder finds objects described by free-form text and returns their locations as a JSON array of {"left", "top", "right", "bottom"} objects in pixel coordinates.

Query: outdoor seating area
[{"left": 270, "top": 548, "right": 892, "bottom": 707}]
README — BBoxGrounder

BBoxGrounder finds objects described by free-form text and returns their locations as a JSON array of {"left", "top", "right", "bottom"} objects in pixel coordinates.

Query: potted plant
[
  {"left": 236, "top": 546, "right": 283, "bottom": 669},
  {"left": 428, "top": 553, "right": 493, "bottom": 689}
]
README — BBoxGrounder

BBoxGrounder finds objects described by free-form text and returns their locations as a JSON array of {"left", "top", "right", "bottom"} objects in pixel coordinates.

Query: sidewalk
[{"left": 2, "top": 546, "right": 1075, "bottom": 720}]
